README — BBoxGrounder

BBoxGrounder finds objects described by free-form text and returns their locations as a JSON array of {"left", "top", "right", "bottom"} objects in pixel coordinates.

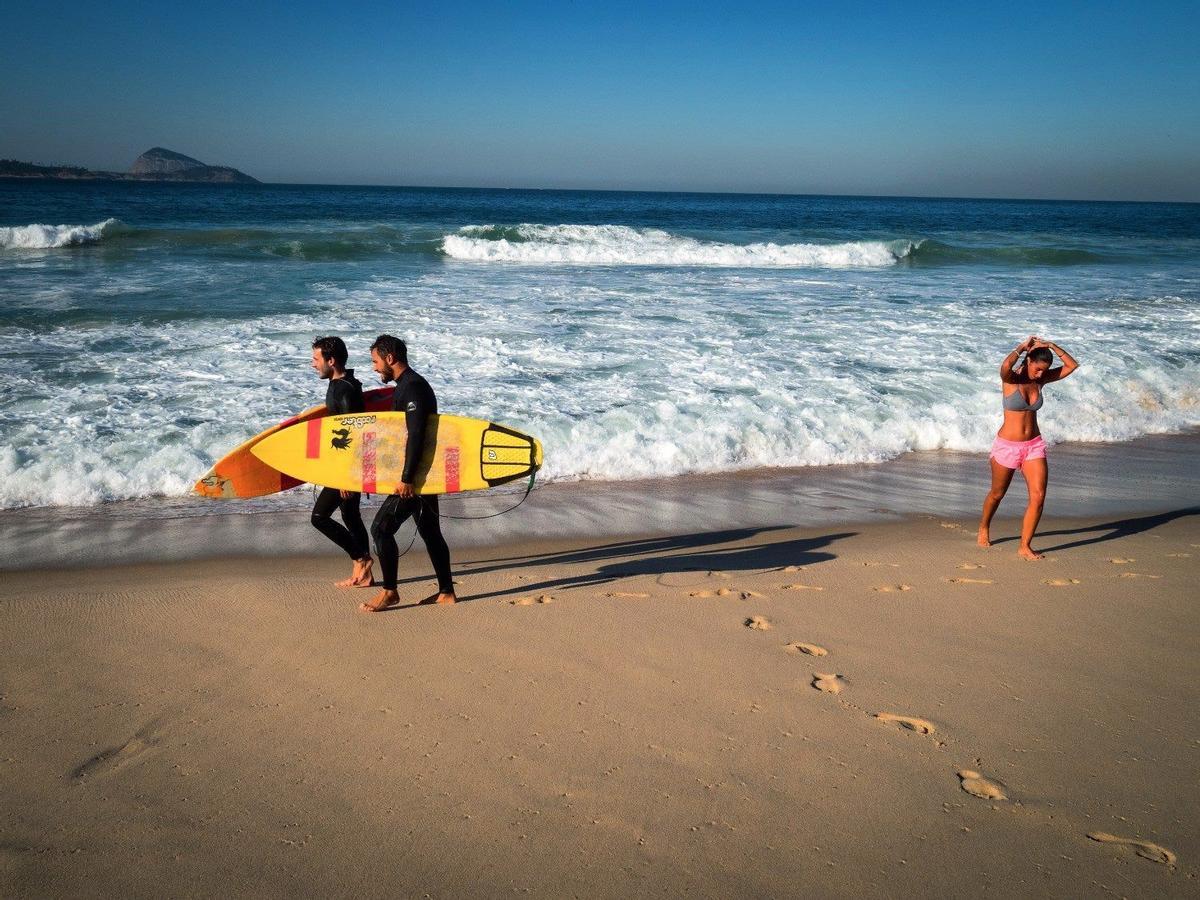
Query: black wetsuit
[
  {"left": 370, "top": 367, "right": 454, "bottom": 593},
  {"left": 310, "top": 369, "right": 370, "bottom": 560}
]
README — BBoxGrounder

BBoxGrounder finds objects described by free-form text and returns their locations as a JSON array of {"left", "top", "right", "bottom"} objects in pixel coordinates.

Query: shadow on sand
[
  {"left": 385, "top": 526, "right": 854, "bottom": 610},
  {"left": 991, "top": 507, "right": 1200, "bottom": 553}
]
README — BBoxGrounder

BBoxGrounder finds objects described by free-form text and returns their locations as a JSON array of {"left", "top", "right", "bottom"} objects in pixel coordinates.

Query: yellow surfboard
[
  {"left": 249, "top": 412, "right": 542, "bottom": 495},
  {"left": 193, "top": 387, "right": 395, "bottom": 499}
]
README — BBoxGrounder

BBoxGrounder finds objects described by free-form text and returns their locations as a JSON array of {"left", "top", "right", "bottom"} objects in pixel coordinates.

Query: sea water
[{"left": 1, "top": 182, "right": 1197, "bottom": 511}]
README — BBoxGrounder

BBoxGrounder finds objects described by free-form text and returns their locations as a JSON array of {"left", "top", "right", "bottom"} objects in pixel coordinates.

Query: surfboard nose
[{"left": 480, "top": 423, "right": 542, "bottom": 486}]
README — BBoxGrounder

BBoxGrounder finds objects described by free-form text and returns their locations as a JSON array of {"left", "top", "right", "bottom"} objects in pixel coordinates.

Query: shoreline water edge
[{"left": 3, "top": 430, "right": 1197, "bottom": 571}]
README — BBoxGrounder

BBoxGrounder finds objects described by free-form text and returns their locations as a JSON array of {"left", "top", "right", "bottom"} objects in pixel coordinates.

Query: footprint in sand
[
  {"left": 873, "top": 584, "right": 913, "bottom": 593},
  {"left": 1119, "top": 572, "right": 1162, "bottom": 580},
  {"left": 1086, "top": 832, "right": 1176, "bottom": 866},
  {"left": 1108, "top": 557, "right": 1135, "bottom": 564},
  {"left": 957, "top": 563, "right": 986, "bottom": 570},
  {"left": 947, "top": 577, "right": 994, "bottom": 585},
  {"left": 606, "top": 591, "right": 650, "bottom": 599},
  {"left": 811, "top": 673, "right": 845, "bottom": 694},
  {"left": 784, "top": 641, "right": 828, "bottom": 657},
  {"left": 781, "top": 565, "right": 805, "bottom": 573},
  {"left": 745, "top": 616, "right": 772, "bottom": 631},
  {"left": 691, "top": 587, "right": 760, "bottom": 598},
  {"left": 863, "top": 562, "right": 900, "bottom": 568},
  {"left": 1043, "top": 578, "right": 1081, "bottom": 586},
  {"left": 73, "top": 729, "right": 159, "bottom": 779},
  {"left": 875, "top": 713, "right": 936, "bottom": 735},
  {"left": 957, "top": 769, "right": 1006, "bottom": 800},
  {"left": 782, "top": 583, "right": 824, "bottom": 592},
  {"left": 508, "top": 595, "right": 554, "bottom": 605}
]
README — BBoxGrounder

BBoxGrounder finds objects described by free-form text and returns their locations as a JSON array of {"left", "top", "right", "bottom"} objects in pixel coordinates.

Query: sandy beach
[{"left": 2, "top": 495, "right": 1197, "bottom": 896}]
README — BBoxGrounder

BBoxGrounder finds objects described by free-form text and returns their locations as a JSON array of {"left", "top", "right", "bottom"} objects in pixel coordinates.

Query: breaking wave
[
  {"left": 443, "top": 224, "right": 908, "bottom": 267},
  {"left": 0, "top": 218, "right": 124, "bottom": 249}
]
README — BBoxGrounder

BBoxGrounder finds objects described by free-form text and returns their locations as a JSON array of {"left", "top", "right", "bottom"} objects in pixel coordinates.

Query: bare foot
[
  {"left": 976, "top": 528, "right": 991, "bottom": 548},
  {"left": 336, "top": 557, "right": 375, "bottom": 588},
  {"left": 419, "top": 592, "right": 457, "bottom": 605},
  {"left": 359, "top": 589, "right": 399, "bottom": 613},
  {"left": 1017, "top": 546, "right": 1045, "bottom": 561}
]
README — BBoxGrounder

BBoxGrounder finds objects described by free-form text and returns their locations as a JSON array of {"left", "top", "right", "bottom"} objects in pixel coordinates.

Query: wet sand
[
  {"left": 2, "top": 430, "right": 1198, "bottom": 571},
  {"left": 2, "top": 507, "right": 1197, "bottom": 897}
]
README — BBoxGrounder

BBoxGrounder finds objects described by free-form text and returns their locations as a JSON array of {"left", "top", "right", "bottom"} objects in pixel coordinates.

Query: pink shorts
[{"left": 990, "top": 435, "right": 1047, "bottom": 470}]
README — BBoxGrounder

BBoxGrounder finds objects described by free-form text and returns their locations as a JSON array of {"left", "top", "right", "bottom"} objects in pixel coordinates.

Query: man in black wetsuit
[
  {"left": 309, "top": 336, "right": 374, "bottom": 588},
  {"left": 361, "top": 334, "right": 456, "bottom": 612}
]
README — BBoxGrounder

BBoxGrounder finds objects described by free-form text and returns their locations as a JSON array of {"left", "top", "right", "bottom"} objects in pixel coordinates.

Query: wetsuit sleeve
[{"left": 401, "top": 384, "right": 433, "bottom": 484}]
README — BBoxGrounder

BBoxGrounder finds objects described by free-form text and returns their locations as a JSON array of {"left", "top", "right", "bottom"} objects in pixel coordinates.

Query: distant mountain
[
  {"left": 129, "top": 147, "right": 257, "bottom": 183},
  {"left": 0, "top": 148, "right": 259, "bottom": 183}
]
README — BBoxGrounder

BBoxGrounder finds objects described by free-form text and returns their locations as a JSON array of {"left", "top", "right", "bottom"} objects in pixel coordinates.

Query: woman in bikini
[{"left": 978, "top": 335, "right": 1079, "bottom": 559}]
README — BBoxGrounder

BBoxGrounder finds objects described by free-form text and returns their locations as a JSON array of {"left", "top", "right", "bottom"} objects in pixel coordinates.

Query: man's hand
[
  {"left": 340, "top": 490, "right": 351, "bottom": 500},
  {"left": 395, "top": 482, "right": 416, "bottom": 500}
]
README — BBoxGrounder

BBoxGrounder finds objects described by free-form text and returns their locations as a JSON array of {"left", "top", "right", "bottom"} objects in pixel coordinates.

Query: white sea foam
[
  {"left": 0, "top": 218, "right": 122, "bottom": 250},
  {"left": 0, "top": 250, "right": 1197, "bottom": 510},
  {"left": 443, "top": 224, "right": 908, "bottom": 267}
]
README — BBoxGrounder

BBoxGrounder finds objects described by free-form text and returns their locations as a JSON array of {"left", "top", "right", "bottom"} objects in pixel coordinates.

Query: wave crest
[
  {"left": 0, "top": 218, "right": 123, "bottom": 250},
  {"left": 443, "top": 224, "right": 910, "bottom": 268}
]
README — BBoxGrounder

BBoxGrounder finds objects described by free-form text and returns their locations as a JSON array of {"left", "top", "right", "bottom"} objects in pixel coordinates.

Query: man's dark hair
[
  {"left": 370, "top": 334, "right": 408, "bottom": 365},
  {"left": 1027, "top": 347, "right": 1054, "bottom": 365},
  {"left": 312, "top": 336, "right": 348, "bottom": 368}
]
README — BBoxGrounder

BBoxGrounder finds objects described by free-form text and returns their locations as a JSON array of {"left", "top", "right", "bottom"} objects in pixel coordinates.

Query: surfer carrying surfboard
[
  {"left": 310, "top": 337, "right": 375, "bottom": 587},
  {"left": 361, "top": 335, "right": 456, "bottom": 612}
]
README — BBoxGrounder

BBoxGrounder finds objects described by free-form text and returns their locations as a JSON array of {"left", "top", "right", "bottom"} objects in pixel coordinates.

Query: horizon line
[{"left": 3, "top": 172, "right": 1197, "bottom": 206}]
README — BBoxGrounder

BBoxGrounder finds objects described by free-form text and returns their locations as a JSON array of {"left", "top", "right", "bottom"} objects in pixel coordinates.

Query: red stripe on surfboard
[
  {"left": 362, "top": 431, "right": 377, "bottom": 494},
  {"left": 306, "top": 419, "right": 322, "bottom": 459},
  {"left": 444, "top": 446, "right": 460, "bottom": 493}
]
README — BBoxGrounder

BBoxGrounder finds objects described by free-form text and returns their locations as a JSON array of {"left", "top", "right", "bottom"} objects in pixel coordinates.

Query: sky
[{"left": 2, "top": 1, "right": 1198, "bottom": 200}]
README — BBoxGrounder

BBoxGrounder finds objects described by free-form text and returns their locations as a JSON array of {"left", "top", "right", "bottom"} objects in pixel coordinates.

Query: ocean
[{"left": 1, "top": 181, "right": 1198, "bottom": 513}]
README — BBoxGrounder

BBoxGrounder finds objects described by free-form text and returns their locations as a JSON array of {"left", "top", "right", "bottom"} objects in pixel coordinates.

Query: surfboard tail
[{"left": 480, "top": 423, "right": 542, "bottom": 487}]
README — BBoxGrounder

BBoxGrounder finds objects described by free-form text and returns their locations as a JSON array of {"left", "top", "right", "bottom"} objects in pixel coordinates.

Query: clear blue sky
[{"left": 2, "top": 0, "right": 1197, "bottom": 200}]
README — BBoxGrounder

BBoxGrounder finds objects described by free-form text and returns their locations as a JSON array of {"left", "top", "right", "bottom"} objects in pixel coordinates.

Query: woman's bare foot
[
  {"left": 359, "top": 588, "right": 399, "bottom": 612},
  {"left": 430, "top": 592, "right": 457, "bottom": 605},
  {"left": 336, "top": 557, "right": 375, "bottom": 588},
  {"left": 1018, "top": 546, "right": 1045, "bottom": 561},
  {"left": 977, "top": 527, "right": 992, "bottom": 548}
]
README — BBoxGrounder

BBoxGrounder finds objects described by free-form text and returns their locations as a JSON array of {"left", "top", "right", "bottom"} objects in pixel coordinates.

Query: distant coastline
[{"left": 0, "top": 147, "right": 258, "bottom": 184}]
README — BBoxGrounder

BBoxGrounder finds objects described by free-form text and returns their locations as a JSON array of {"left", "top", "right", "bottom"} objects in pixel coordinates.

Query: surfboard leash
[{"left": 436, "top": 471, "right": 539, "bottom": 520}]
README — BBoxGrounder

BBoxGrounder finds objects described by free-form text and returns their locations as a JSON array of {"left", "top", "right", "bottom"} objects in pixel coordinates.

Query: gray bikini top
[{"left": 1003, "top": 386, "right": 1044, "bottom": 412}]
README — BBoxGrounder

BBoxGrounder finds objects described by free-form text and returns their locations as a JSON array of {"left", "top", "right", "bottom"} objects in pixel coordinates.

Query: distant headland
[{"left": 0, "top": 147, "right": 259, "bottom": 184}]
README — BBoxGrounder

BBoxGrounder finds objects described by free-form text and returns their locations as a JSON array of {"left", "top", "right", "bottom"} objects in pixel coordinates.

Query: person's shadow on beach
[
  {"left": 387, "top": 527, "right": 854, "bottom": 609},
  {"left": 456, "top": 526, "right": 794, "bottom": 577},
  {"left": 991, "top": 507, "right": 1199, "bottom": 553}
]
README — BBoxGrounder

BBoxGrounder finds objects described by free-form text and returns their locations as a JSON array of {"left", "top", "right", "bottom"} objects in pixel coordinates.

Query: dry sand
[{"left": 2, "top": 509, "right": 1198, "bottom": 897}]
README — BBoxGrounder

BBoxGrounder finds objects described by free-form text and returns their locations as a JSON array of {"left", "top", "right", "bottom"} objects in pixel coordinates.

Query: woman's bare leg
[
  {"left": 1018, "top": 457, "right": 1047, "bottom": 559},
  {"left": 978, "top": 458, "right": 1016, "bottom": 547}
]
